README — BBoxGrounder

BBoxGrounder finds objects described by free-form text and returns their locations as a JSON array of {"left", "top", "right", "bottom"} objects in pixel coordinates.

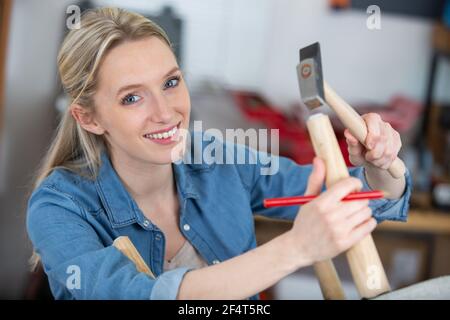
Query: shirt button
[
  {"left": 183, "top": 224, "right": 190, "bottom": 231},
  {"left": 155, "top": 234, "right": 161, "bottom": 241},
  {"left": 143, "top": 220, "right": 150, "bottom": 227},
  {"left": 212, "top": 259, "right": 220, "bottom": 265}
]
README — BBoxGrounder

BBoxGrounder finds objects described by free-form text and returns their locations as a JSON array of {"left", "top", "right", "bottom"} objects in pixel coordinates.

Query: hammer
[
  {"left": 297, "top": 42, "right": 392, "bottom": 299},
  {"left": 306, "top": 113, "right": 390, "bottom": 299},
  {"left": 297, "top": 42, "right": 406, "bottom": 179}
]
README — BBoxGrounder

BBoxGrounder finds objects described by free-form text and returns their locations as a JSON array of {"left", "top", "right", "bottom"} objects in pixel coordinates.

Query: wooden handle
[
  {"left": 113, "top": 236, "right": 155, "bottom": 279},
  {"left": 323, "top": 82, "right": 406, "bottom": 179},
  {"left": 307, "top": 113, "right": 391, "bottom": 298},
  {"left": 313, "top": 260, "right": 345, "bottom": 299}
]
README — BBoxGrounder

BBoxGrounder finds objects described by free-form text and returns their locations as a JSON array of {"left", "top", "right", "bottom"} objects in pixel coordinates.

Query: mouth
[{"left": 143, "top": 121, "right": 181, "bottom": 141}]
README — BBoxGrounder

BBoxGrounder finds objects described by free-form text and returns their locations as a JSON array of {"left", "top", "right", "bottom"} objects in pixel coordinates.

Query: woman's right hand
[{"left": 288, "top": 157, "right": 377, "bottom": 267}]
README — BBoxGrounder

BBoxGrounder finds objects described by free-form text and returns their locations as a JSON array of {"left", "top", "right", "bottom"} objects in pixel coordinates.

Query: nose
[{"left": 149, "top": 92, "right": 174, "bottom": 124}]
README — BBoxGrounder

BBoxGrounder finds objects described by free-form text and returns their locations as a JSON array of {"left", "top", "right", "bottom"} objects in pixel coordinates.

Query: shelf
[
  {"left": 254, "top": 208, "right": 450, "bottom": 246},
  {"left": 377, "top": 210, "right": 450, "bottom": 234}
]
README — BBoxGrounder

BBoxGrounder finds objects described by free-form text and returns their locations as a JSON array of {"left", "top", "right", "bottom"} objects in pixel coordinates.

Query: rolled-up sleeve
[
  {"left": 27, "top": 186, "right": 190, "bottom": 300},
  {"left": 232, "top": 142, "right": 411, "bottom": 223},
  {"left": 150, "top": 267, "right": 191, "bottom": 300},
  {"left": 350, "top": 166, "right": 412, "bottom": 223}
]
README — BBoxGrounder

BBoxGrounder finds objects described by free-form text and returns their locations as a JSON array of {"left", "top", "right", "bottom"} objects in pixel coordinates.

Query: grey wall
[
  {"left": 0, "top": 0, "right": 74, "bottom": 299},
  {"left": 104, "top": 0, "right": 450, "bottom": 107}
]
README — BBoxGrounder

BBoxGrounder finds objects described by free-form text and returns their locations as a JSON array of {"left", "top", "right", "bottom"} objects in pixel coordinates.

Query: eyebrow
[{"left": 115, "top": 66, "right": 180, "bottom": 97}]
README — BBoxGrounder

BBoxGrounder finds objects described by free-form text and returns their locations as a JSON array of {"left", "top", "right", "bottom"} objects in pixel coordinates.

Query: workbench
[{"left": 255, "top": 207, "right": 450, "bottom": 290}]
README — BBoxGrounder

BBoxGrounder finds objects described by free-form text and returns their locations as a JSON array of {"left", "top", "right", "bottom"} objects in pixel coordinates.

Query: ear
[{"left": 70, "top": 104, "right": 106, "bottom": 135}]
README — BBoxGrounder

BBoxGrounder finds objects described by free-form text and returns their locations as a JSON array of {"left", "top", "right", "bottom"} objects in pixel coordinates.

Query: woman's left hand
[{"left": 344, "top": 113, "right": 402, "bottom": 170}]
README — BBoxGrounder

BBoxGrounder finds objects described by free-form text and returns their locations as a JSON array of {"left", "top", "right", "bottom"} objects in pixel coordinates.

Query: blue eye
[
  {"left": 164, "top": 76, "right": 180, "bottom": 90},
  {"left": 121, "top": 94, "right": 141, "bottom": 105}
]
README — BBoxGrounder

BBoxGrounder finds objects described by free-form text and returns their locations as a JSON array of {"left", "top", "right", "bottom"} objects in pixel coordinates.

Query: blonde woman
[{"left": 26, "top": 7, "right": 411, "bottom": 300}]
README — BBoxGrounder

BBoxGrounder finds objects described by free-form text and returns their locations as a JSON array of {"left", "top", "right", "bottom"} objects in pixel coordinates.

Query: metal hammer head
[{"left": 297, "top": 42, "right": 326, "bottom": 110}]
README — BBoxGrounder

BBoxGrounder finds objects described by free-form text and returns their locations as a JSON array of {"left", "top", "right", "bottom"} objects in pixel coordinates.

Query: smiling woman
[
  {"left": 29, "top": 5, "right": 189, "bottom": 270},
  {"left": 70, "top": 36, "right": 190, "bottom": 166},
  {"left": 26, "top": 7, "right": 411, "bottom": 300}
]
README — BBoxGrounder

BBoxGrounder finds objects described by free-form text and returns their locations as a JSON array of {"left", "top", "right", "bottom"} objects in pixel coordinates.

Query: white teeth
[{"left": 144, "top": 125, "right": 178, "bottom": 140}]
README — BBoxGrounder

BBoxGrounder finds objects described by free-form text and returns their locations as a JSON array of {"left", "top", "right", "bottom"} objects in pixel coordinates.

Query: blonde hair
[{"left": 29, "top": 7, "right": 172, "bottom": 269}]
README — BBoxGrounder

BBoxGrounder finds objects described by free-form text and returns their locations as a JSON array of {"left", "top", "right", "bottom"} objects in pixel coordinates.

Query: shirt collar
[
  {"left": 95, "top": 136, "right": 215, "bottom": 228},
  {"left": 172, "top": 131, "right": 217, "bottom": 201},
  {"left": 95, "top": 151, "right": 139, "bottom": 228}
]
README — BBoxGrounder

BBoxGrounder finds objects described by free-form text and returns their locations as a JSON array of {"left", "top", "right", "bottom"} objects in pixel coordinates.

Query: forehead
[{"left": 97, "top": 37, "right": 177, "bottom": 90}]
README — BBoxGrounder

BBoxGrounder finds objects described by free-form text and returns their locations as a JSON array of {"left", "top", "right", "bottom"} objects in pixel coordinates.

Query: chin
[{"left": 147, "top": 147, "right": 185, "bottom": 165}]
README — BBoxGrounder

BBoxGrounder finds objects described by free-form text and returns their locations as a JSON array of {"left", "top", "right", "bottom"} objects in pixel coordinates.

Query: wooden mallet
[{"left": 113, "top": 236, "right": 155, "bottom": 279}]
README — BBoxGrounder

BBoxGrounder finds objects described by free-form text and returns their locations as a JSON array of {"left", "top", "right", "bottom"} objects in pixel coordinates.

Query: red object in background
[
  {"left": 355, "top": 95, "right": 423, "bottom": 132},
  {"left": 329, "top": 0, "right": 350, "bottom": 9},
  {"left": 231, "top": 91, "right": 286, "bottom": 124},
  {"left": 230, "top": 91, "right": 352, "bottom": 165},
  {"left": 230, "top": 92, "right": 422, "bottom": 167}
]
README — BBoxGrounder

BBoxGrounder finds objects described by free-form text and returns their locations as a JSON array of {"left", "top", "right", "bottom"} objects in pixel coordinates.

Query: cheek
[
  {"left": 177, "top": 84, "right": 191, "bottom": 113},
  {"left": 104, "top": 109, "right": 145, "bottom": 139}
]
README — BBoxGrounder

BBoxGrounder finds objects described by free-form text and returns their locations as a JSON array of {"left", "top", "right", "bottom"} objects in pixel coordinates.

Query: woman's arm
[
  {"left": 364, "top": 165, "right": 406, "bottom": 199},
  {"left": 228, "top": 130, "right": 410, "bottom": 223},
  {"left": 178, "top": 232, "right": 302, "bottom": 300},
  {"left": 178, "top": 160, "right": 375, "bottom": 299},
  {"left": 27, "top": 186, "right": 188, "bottom": 300}
]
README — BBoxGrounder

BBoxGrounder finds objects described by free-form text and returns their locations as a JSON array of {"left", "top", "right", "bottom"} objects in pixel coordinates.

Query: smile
[{"left": 143, "top": 122, "right": 180, "bottom": 140}]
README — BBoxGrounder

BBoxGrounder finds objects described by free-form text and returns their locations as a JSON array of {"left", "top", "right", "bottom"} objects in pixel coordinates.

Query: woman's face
[{"left": 91, "top": 36, "right": 190, "bottom": 165}]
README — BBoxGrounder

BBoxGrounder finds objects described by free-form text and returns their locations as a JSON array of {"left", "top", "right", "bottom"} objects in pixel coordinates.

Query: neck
[{"left": 110, "top": 152, "right": 175, "bottom": 203}]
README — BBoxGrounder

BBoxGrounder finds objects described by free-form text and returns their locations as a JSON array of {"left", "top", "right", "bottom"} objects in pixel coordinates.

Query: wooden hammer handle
[
  {"left": 324, "top": 82, "right": 406, "bottom": 179},
  {"left": 313, "top": 260, "right": 345, "bottom": 299},
  {"left": 307, "top": 113, "right": 391, "bottom": 298},
  {"left": 113, "top": 236, "right": 156, "bottom": 279}
]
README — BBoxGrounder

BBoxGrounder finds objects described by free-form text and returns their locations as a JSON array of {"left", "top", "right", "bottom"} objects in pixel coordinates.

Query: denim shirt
[{"left": 26, "top": 131, "right": 412, "bottom": 300}]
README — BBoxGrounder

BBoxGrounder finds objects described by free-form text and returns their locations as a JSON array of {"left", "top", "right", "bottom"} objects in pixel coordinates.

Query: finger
[
  {"left": 369, "top": 157, "right": 390, "bottom": 169},
  {"left": 387, "top": 124, "right": 401, "bottom": 161},
  {"left": 325, "top": 200, "right": 370, "bottom": 228},
  {"left": 305, "top": 157, "right": 326, "bottom": 196},
  {"left": 345, "top": 129, "right": 366, "bottom": 164},
  {"left": 343, "top": 206, "right": 373, "bottom": 233},
  {"left": 344, "top": 129, "right": 359, "bottom": 146},
  {"left": 332, "top": 199, "right": 370, "bottom": 220},
  {"left": 330, "top": 206, "right": 372, "bottom": 243},
  {"left": 381, "top": 129, "right": 396, "bottom": 168},
  {"left": 348, "top": 142, "right": 364, "bottom": 157},
  {"left": 317, "top": 177, "right": 363, "bottom": 207},
  {"left": 348, "top": 153, "right": 365, "bottom": 167},
  {"left": 388, "top": 136, "right": 402, "bottom": 167},
  {"left": 367, "top": 124, "right": 397, "bottom": 168},
  {"left": 346, "top": 128, "right": 364, "bottom": 155},
  {"left": 365, "top": 136, "right": 386, "bottom": 161},
  {"left": 347, "top": 141, "right": 366, "bottom": 166},
  {"left": 346, "top": 217, "right": 377, "bottom": 247},
  {"left": 370, "top": 150, "right": 395, "bottom": 169},
  {"left": 393, "top": 130, "right": 402, "bottom": 154},
  {"left": 367, "top": 120, "right": 390, "bottom": 161},
  {"left": 364, "top": 113, "right": 382, "bottom": 150}
]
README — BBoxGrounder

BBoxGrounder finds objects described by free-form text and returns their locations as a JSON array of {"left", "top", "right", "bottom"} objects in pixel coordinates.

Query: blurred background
[{"left": 0, "top": 0, "right": 449, "bottom": 299}]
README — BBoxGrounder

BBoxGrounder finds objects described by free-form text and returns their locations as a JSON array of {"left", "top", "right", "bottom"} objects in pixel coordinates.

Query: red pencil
[{"left": 263, "top": 190, "right": 385, "bottom": 208}]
